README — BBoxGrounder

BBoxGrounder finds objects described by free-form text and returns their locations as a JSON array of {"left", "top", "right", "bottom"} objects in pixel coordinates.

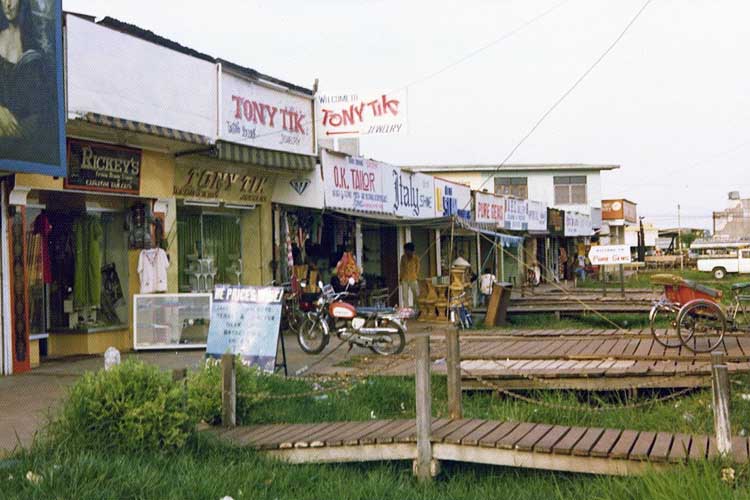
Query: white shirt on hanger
[{"left": 138, "top": 248, "right": 170, "bottom": 294}]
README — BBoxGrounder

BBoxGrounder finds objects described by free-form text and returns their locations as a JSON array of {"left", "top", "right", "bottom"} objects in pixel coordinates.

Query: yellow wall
[
  {"left": 431, "top": 172, "right": 485, "bottom": 191},
  {"left": 240, "top": 203, "right": 273, "bottom": 285}
]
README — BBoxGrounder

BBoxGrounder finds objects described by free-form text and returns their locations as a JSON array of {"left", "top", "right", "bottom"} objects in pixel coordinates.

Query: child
[{"left": 479, "top": 268, "right": 496, "bottom": 305}]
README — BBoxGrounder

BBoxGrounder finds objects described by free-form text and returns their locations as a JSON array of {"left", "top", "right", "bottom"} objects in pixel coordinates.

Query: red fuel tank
[{"left": 329, "top": 301, "right": 356, "bottom": 319}]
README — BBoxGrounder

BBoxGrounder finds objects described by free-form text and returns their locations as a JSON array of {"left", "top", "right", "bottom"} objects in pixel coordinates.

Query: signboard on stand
[
  {"left": 474, "top": 192, "right": 504, "bottom": 226},
  {"left": 588, "top": 245, "right": 632, "bottom": 265},
  {"left": 316, "top": 90, "right": 408, "bottom": 138},
  {"left": 205, "top": 285, "right": 283, "bottom": 373},
  {"left": 321, "top": 150, "right": 391, "bottom": 213},
  {"left": 391, "top": 168, "right": 435, "bottom": 218}
]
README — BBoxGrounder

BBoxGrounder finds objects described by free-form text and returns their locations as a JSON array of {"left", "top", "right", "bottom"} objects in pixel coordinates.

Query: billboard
[
  {"left": 390, "top": 168, "right": 435, "bottom": 218},
  {"left": 474, "top": 191, "right": 505, "bottom": 226},
  {"left": 434, "top": 178, "right": 471, "bottom": 219},
  {"left": 0, "top": 0, "right": 65, "bottom": 175},
  {"left": 316, "top": 89, "right": 407, "bottom": 138}
]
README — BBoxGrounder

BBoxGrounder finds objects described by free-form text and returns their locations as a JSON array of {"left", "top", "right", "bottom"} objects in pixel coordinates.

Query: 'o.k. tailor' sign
[
  {"left": 391, "top": 168, "right": 435, "bottom": 218},
  {"left": 474, "top": 191, "right": 505, "bottom": 226},
  {"left": 221, "top": 71, "right": 315, "bottom": 155},
  {"left": 435, "top": 178, "right": 471, "bottom": 219},
  {"left": 321, "top": 150, "right": 391, "bottom": 213}
]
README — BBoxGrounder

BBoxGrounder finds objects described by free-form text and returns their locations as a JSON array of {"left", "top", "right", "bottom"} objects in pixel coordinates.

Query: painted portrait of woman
[{"left": 0, "top": 0, "right": 60, "bottom": 167}]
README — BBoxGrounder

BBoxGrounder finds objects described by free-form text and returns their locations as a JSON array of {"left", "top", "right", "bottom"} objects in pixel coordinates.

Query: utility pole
[{"left": 677, "top": 203, "right": 684, "bottom": 271}]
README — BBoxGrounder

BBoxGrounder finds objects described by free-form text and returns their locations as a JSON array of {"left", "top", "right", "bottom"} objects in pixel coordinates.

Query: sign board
[
  {"left": 316, "top": 90, "right": 408, "bottom": 138},
  {"left": 564, "top": 211, "right": 593, "bottom": 237},
  {"left": 602, "top": 199, "right": 637, "bottom": 224},
  {"left": 503, "top": 198, "right": 528, "bottom": 231},
  {"left": 133, "top": 293, "right": 212, "bottom": 350},
  {"left": 588, "top": 245, "right": 632, "bottom": 265},
  {"left": 434, "top": 178, "right": 471, "bottom": 219},
  {"left": 0, "top": 0, "right": 65, "bottom": 176},
  {"left": 390, "top": 168, "right": 435, "bottom": 218},
  {"left": 271, "top": 164, "right": 325, "bottom": 209},
  {"left": 527, "top": 200, "right": 548, "bottom": 232},
  {"left": 547, "top": 208, "right": 565, "bottom": 236},
  {"left": 474, "top": 191, "right": 505, "bottom": 226},
  {"left": 321, "top": 149, "right": 391, "bottom": 213},
  {"left": 64, "top": 140, "right": 141, "bottom": 194},
  {"left": 221, "top": 71, "right": 315, "bottom": 155},
  {"left": 205, "top": 285, "right": 283, "bottom": 372},
  {"left": 173, "top": 163, "right": 276, "bottom": 205}
]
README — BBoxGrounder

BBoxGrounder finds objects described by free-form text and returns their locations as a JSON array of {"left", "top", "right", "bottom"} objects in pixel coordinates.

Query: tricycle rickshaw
[{"left": 649, "top": 274, "right": 750, "bottom": 353}]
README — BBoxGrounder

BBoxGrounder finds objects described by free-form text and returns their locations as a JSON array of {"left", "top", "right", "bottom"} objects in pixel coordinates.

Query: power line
[{"left": 464, "top": 0, "right": 655, "bottom": 208}]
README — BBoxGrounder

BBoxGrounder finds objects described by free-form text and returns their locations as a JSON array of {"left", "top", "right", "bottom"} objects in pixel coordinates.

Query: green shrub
[
  {"left": 48, "top": 360, "right": 194, "bottom": 453},
  {"left": 187, "top": 358, "right": 269, "bottom": 425}
]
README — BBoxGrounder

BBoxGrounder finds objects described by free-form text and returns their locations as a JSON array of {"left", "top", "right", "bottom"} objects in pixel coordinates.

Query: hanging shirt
[
  {"left": 138, "top": 248, "right": 170, "bottom": 294},
  {"left": 33, "top": 213, "right": 52, "bottom": 284}
]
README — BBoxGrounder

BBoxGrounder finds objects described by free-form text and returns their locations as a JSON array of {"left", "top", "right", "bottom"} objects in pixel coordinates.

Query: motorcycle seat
[{"left": 356, "top": 306, "right": 396, "bottom": 316}]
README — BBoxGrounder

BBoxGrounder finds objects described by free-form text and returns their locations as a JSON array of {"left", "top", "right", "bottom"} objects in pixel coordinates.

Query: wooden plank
[
  {"left": 667, "top": 434, "right": 692, "bottom": 463},
  {"left": 688, "top": 435, "right": 708, "bottom": 461},
  {"left": 394, "top": 418, "right": 452, "bottom": 443},
  {"left": 293, "top": 422, "right": 351, "bottom": 448},
  {"left": 648, "top": 432, "right": 674, "bottom": 462},
  {"left": 633, "top": 339, "right": 654, "bottom": 358},
  {"left": 361, "top": 419, "right": 412, "bottom": 445},
  {"left": 610, "top": 430, "right": 639, "bottom": 459},
  {"left": 495, "top": 422, "right": 538, "bottom": 450},
  {"left": 533, "top": 426, "right": 571, "bottom": 454},
  {"left": 432, "top": 419, "right": 477, "bottom": 442},
  {"left": 280, "top": 423, "right": 337, "bottom": 449},
  {"left": 312, "top": 421, "right": 370, "bottom": 447},
  {"left": 251, "top": 423, "right": 316, "bottom": 449},
  {"left": 629, "top": 431, "right": 657, "bottom": 461},
  {"left": 343, "top": 420, "right": 394, "bottom": 446},
  {"left": 552, "top": 426, "right": 588, "bottom": 455},
  {"left": 732, "top": 436, "right": 749, "bottom": 464},
  {"left": 514, "top": 424, "right": 554, "bottom": 451},
  {"left": 478, "top": 421, "right": 520, "bottom": 448},
  {"left": 328, "top": 421, "right": 388, "bottom": 447},
  {"left": 590, "top": 429, "right": 622, "bottom": 458},
  {"left": 443, "top": 419, "right": 488, "bottom": 444},
  {"left": 571, "top": 427, "right": 605, "bottom": 457},
  {"left": 707, "top": 437, "right": 718, "bottom": 459},
  {"left": 460, "top": 420, "right": 505, "bottom": 446}
]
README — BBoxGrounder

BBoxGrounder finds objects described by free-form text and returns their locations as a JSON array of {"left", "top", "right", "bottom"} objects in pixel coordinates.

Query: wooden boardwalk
[
  {"left": 345, "top": 329, "right": 750, "bottom": 390},
  {"left": 508, "top": 289, "right": 656, "bottom": 315},
  {"left": 208, "top": 418, "right": 750, "bottom": 476}
]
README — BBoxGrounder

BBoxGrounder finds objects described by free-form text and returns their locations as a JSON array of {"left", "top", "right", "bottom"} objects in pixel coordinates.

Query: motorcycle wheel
[
  {"left": 297, "top": 315, "right": 329, "bottom": 354},
  {"left": 286, "top": 307, "right": 305, "bottom": 334},
  {"left": 369, "top": 319, "right": 406, "bottom": 356}
]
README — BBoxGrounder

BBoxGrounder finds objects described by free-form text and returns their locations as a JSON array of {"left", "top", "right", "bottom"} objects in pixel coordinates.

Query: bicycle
[
  {"left": 449, "top": 291, "right": 473, "bottom": 330},
  {"left": 649, "top": 274, "right": 750, "bottom": 353}
]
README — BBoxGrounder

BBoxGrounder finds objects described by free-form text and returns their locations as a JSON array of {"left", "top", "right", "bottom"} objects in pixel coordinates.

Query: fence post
[
  {"left": 222, "top": 354, "right": 237, "bottom": 428},
  {"left": 446, "top": 326, "right": 462, "bottom": 419},
  {"left": 414, "top": 333, "right": 436, "bottom": 480},
  {"left": 711, "top": 351, "right": 732, "bottom": 457}
]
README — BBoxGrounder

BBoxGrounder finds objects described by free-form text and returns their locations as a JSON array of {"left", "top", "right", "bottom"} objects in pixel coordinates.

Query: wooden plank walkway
[
  {"left": 343, "top": 330, "right": 750, "bottom": 390},
  {"left": 207, "top": 419, "right": 750, "bottom": 476}
]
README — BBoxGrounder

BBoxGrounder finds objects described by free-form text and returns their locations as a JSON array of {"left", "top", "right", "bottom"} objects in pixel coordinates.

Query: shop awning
[
  {"left": 455, "top": 217, "right": 524, "bottom": 247},
  {"left": 73, "top": 112, "right": 213, "bottom": 145},
  {"left": 216, "top": 142, "right": 316, "bottom": 172}
]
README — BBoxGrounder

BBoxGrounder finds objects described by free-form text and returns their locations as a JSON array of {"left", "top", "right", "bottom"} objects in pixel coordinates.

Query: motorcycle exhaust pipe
[{"left": 356, "top": 327, "right": 399, "bottom": 334}]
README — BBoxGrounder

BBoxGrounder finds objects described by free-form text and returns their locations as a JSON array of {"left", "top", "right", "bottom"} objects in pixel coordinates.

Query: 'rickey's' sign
[{"left": 65, "top": 139, "right": 141, "bottom": 194}]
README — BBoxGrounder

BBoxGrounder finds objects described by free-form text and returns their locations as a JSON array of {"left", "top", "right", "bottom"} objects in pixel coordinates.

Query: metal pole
[
  {"left": 619, "top": 264, "right": 625, "bottom": 298},
  {"left": 446, "top": 326, "right": 462, "bottom": 419},
  {"left": 221, "top": 354, "right": 236, "bottom": 427},
  {"left": 414, "top": 333, "right": 434, "bottom": 480},
  {"left": 678, "top": 203, "right": 684, "bottom": 272},
  {"left": 711, "top": 351, "right": 732, "bottom": 457}
]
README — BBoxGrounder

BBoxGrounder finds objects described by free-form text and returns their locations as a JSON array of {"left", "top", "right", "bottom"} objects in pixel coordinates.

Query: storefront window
[{"left": 177, "top": 211, "right": 242, "bottom": 292}]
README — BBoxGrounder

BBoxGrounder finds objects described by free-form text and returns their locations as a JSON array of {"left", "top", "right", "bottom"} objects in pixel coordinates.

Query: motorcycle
[{"left": 297, "top": 278, "right": 414, "bottom": 356}]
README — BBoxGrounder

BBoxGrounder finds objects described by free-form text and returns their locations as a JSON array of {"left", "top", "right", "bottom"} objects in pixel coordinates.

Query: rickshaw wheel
[
  {"left": 649, "top": 303, "right": 682, "bottom": 348},
  {"left": 677, "top": 299, "right": 726, "bottom": 353}
]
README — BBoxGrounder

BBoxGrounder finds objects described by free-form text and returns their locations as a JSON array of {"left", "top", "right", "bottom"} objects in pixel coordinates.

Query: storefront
[
  {"left": 564, "top": 210, "right": 594, "bottom": 279},
  {"left": 526, "top": 200, "right": 548, "bottom": 283},
  {"left": 547, "top": 207, "right": 565, "bottom": 281}
]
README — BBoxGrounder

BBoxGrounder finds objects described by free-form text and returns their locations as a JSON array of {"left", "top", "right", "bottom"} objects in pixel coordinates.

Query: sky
[{"left": 62, "top": 0, "right": 750, "bottom": 229}]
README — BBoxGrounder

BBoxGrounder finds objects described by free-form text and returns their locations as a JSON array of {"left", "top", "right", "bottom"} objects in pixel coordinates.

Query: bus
[{"left": 690, "top": 239, "right": 750, "bottom": 279}]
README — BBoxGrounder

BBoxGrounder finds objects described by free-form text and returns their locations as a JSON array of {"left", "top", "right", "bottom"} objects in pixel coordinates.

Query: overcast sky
[{"left": 63, "top": 0, "right": 750, "bottom": 229}]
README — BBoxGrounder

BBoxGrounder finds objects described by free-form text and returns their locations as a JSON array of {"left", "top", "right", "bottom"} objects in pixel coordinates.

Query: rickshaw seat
[
  {"left": 650, "top": 273, "right": 722, "bottom": 298},
  {"left": 731, "top": 282, "right": 750, "bottom": 291}
]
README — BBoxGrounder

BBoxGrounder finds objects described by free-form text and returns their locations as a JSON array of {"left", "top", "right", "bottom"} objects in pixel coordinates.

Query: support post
[
  {"left": 222, "top": 354, "right": 237, "bottom": 428},
  {"left": 414, "top": 333, "right": 435, "bottom": 480},
  {"left": 711, "top": 351, "right": 732, "bottom": 457},
  {"left": 601, "top": 265, "right": 607, "bottom": 297},
  {"left": 446, "top": 326, "right": 462, "bottom": 419},
  {"left": 619, "top": 264, "right": 625, "bottom": 298}
]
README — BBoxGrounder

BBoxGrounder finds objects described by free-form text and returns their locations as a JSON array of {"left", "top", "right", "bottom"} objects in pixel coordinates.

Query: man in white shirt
[{"left": 479, "top": 268, "right": 496, "bottom": 305}]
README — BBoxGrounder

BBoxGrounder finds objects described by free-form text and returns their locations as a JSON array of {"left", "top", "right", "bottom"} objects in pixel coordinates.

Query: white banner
[
  {"left": 321, "top": 150, "right": 391, "bottom": 213},
  {"left": 527, "top": 200, "right": 548, "bottom": 232},
  {"left": 588, "top": 245, "right": 632, "bottom": 265},
  {"left": 564, "top": 211, "right": 593, "bottom": 237},
  {"left": 390, "top": 168, "right": 435, "bottom": 218},
  {"left": 474, "top": 192, "right": 505, "bottom": 226},
  {"left": 434, "top": 178, "right": 471, "bottom": 219},
  {"left": 503, "top": 198, "right": 528, "bottom": 231},
  {"left": 221, "top": 71, "right": 315, "bottom": 155},
  {"left": 316, "top": 90, "right": 408, "bottom": 138}
]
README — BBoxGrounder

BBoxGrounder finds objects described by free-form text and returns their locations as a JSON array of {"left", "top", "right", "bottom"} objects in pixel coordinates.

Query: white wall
[
  {"left": 66, "top": 15, "right": 218, "bottom": 139},
  {"left": 482, "top": 170, "right": 602, "bottom": 215}
]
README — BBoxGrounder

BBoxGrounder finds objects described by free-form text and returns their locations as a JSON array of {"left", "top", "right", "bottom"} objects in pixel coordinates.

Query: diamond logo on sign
[{"left": 290, "top": 178, "right": 311, "bottom": 195}]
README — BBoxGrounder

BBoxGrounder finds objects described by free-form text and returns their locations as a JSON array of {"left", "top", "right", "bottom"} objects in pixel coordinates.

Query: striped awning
[
  {"left": 216, "top": 142, "right": 316, "bottom": 172},
  {"left": 74, "top": 112, "right": 212, "bottom": 145}
]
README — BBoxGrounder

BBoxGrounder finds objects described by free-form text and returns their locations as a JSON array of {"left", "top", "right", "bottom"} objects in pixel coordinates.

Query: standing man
[{"left": 399, "top": 242, "right": 420, "bottom": 308}]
